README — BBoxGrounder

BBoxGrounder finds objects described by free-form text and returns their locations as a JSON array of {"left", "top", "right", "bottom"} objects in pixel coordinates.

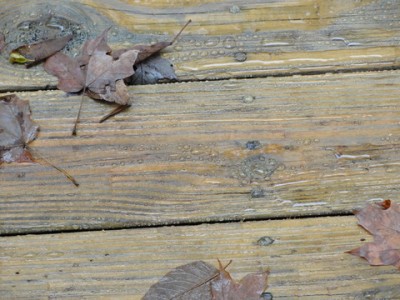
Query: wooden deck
[{"left": 1, "top": 0, "right": 399, "bottom": 299}]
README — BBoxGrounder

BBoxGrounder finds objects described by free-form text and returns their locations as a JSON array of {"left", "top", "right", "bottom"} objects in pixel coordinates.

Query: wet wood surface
[
  {"left": 1, "top": 216, "right": 399, "bottom": 299},
  {"left": 0, "top": 0, "right": 399, "bottom": 91},
  {"left": 1, "top": 71, "right": 399, "bottom": 234},
  {"left": 1, "top": 0, "right": 399, "bottom": 299}
]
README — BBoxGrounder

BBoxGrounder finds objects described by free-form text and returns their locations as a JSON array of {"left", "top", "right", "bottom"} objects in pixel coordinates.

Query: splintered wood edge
[
  {"left": 0, "top": 216, "right": 399, "bottom": 299},
  {"left": 0, "top": 0, "right": 399, "bottom": 90}
]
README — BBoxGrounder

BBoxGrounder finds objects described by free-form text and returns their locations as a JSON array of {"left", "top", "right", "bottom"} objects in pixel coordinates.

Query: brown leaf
[
  {"left": 0, "top": 94, "right": 39, "bottom": 163},
  {"left": 142, "top": 260, "right": 269, "bottom": 300},
  {"left": 85, "top": 49, "right": 138, "bottom": 104},
  {"left": 44, "top": 52, "right": 85, "bottom": 93},
  {"left": 347, "top": 200, "right": 400, "bottom": 269},
  {"left": 211, "top": 260, "right": 269, "bottom": 300},
  {"left": 142, "top": 261, "right": 218, "bottom": 300},
  {"left": 77, "top": 28, "right": 112, "bottom": 66},
  {"left": 10, "top": 35, "right": 72, "bottom": 66},
  {"left": 112, "top": 19, "right": 191, "bottom": 64}
]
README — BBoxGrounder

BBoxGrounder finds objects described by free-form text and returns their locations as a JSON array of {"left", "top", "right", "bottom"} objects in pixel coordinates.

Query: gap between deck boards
[{"left": 0, "top": 210, "right": 354, "bottom": 237}]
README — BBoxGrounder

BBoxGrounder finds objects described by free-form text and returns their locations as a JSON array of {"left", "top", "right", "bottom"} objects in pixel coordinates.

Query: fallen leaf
[
  {"left": 0, "top": 94, "right": 39, "bottom": 163},
  {"left": 44, "top": 52, "right": 85, "bottom": 93},
  {"left": 142, "top": 260, "right": 269, "bottom": 300},
  {"left": 85, "top": 49, "right": 138, "bottom": 104},
  {"left": 77, "top": 27, "right": 112, "bottom": 67},
  {"left": 142, "top": 261, "right": 218, "bottom": 300},
  {"left": 347, "top": 200, "right": 400, "bottom": 269},
  {"left": 0, "top": 94, "right": 78, "bottom": 186},
  {"left": 44, "top": 34, "right": 138, "bottom": 105},
  {"left": 211, "top": 260, "right": 269, "bottom": 300},
  {"left": 112, "top": 19, "right": 191, "bottom": 64},
  {"left": 127, "top": 55, "right": 177, "bottom": 85},
  {"left": 9, "top": 35, "right": 72, "bottom": 67}
]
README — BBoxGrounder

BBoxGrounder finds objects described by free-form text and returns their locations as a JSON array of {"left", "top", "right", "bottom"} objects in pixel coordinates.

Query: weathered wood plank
[
  {"left": 1, "top": 216, "right": 399, "bottom": 299},
  {"left": 0, "top": 0, "right": 399, "bottom": 91},
  {"left": 1, "top": 70, "right": 399, "bottom": 234}
]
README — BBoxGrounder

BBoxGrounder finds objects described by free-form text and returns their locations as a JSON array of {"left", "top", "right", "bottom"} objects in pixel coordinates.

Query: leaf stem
[{"left": 27, "top": 146, "right": 79, "bottom": 187}]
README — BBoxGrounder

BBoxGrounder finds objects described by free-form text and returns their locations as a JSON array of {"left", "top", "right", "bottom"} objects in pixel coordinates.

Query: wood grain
[
  {"left": 1, "top": 216, "right": 399, "bottom": 299},
  {"left": 1, "top": 71, "right": 399, "bottom": 234},
  {"left": 0, "top": 0, "right": 399, "bottom": 91}
]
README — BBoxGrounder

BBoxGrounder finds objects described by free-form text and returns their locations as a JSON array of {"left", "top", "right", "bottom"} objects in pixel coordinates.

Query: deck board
[
  {"left": 1, "top": 216, "right": 399, "bottom": 299},
  {"left": 0, "top": 0, "right": 399, "bottom": 91},
  {"left": 1, "top": 71, "right": 399, "bottom": 234}
]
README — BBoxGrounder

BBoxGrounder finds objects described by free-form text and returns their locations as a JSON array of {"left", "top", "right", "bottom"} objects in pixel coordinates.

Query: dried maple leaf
[
  {"left": 43, "top": 32, "right": 138, "bottom": 105},
  {"left": 44, "top": 52, "right": 85, "bottom": 93},
  {"left": 85, "top": 49, "right": 138, "bottom": 105},
  {"left": 347, "top": 200, "right": 400, "bottom": 269},
  {"left": 143, "top": 261, "right": 218, "bottom": 300},
  {"left": 142, "top": 260, "right": 269, "bottom": 300},
  {"left": 77, "top": 27, "right": 112, "bottom": 67},
  {"left": 0, "top": 94, "right": 39, "bottom": 163},
  {"left": 9, "top": 35, "right": 72, "bottom": 67},
  {"left": 211, "top": 260, "right": 269, "bottom": 300},
  {"left": 0, "top": 94, "right": 78, "bottom": 186}
]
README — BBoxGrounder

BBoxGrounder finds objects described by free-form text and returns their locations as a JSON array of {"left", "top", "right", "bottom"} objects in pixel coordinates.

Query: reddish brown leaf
[
  {"left": 0, "top": 94, "right": 39, "bottom": 163},
  {"left": 347, "top": 200, "right": 400, "bottom": 269},
  {"left": 10, "top": 35, "right": 72, "bottom": 66},
  {"left": 211, "top": 260, "right": 269, "bottom": 300},
  {"left": 44, "top": 52, "right": 85, "bottom": 93},
  {"left": 142, "top": 260, "right": 269, "bottom": 300}
]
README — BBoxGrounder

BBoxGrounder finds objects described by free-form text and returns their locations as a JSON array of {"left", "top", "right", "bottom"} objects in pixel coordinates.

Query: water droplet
[
  {"left": 204, "top": 37, "right": 220, "bottom": 47},
  {"left": 242, "top": 95, "right": 255, "bottom": 103},
  {"left": 223, "top": 36, "right": 236, "bottom": 49},
  {"left": 17, "top": 21, "right": 31, "bottom": 31},
  {"left": 257, "top": 236, "right": 274, "bottom": 246},
  {"left": 234, "top": 52, "right": 247, "bottom": 62},
  {"left": 229, "top": 5, "right": 241, "bottom": 14}
]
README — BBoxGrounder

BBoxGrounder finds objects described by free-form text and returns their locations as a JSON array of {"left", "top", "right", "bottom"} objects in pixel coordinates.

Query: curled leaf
[
  {"left": 112, "top": 19, "right": 191, "bottom": 64},
  {"left": 10, "top": 35, "right": 72, "bottom": 66},
  {"left": 128, "top": 55, "right": 177, "bottom": 85}
]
